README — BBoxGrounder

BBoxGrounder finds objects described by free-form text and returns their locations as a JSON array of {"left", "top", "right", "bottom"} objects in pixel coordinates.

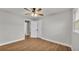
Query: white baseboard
[
  {"left": 40, "top": 37, "right": 72, "bottom": 48},
  {"left": 0, "top": 37, "right": 25, "bottom": 46}
]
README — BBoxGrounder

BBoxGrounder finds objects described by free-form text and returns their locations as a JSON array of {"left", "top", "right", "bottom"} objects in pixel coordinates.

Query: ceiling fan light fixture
[
  {"left": 24, "top": 8, "right": 44, "bottom": 17},
  {"left": 31, "top": 13, "right": 39, "bottom": 17},
  {"left": 31, "top": 13, "right": 35, "bottom": 16}
]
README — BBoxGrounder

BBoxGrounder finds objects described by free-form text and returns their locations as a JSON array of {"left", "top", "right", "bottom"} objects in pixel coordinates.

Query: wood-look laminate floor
[{"left": 0, "top": 37, "right": 71, "bottom": 51}]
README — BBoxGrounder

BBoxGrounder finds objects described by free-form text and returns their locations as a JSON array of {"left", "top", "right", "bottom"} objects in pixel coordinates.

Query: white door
[
  {"left": 25, "top": 22, "right": 27, "bottom": 35},
  {"left": 37, "top": 20, "right": 42, "bottom": 38},
  {"left": 31, "top": 21, "right": 38, "bottom": 37}
]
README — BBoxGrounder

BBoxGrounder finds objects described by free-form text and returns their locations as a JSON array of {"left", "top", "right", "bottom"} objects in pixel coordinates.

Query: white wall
[
  {"left": 41, "top": 10, "right": 73, "bottom": 45},
  {"left": 0, "top": 10, "right": 24, "bottom": 44}
]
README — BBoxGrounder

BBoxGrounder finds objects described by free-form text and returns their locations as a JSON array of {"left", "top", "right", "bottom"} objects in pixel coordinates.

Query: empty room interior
[{"left": 0, "top": 8, "right": 79, "bottom": 51}]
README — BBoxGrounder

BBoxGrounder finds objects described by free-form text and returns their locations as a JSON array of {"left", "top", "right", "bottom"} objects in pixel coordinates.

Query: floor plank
[{"left": 0, "top": 37, "right": 71, "bottom": 51}]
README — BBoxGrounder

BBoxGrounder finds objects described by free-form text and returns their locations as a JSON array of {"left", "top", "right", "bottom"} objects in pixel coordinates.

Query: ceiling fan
[{"left": 24, "top": 8, "right": 44, "bottom": 16}]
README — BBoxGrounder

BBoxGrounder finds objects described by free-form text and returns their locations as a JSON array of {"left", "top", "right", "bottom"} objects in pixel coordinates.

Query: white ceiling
[
  {"left": 43, "top": 8, "right": 71, "bottom": 16},
  {"left": 0, "top": 8, "right": 71, "bottom": 17}
]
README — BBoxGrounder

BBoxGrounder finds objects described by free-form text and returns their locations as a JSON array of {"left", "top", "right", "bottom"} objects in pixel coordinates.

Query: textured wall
[
  {"left": 41, "top": 10, "right": 72, "bottom": 45},
  {"left": 0, "top": 9, "right": 24, "bottom": 44}
]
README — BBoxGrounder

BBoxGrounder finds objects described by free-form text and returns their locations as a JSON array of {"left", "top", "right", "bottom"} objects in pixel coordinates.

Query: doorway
[
  {"left": 25, "top": 20, "right": 41, "bottom": 38},
  {"left": 25, "top": 20, "right": 31, "bottom": 37}
]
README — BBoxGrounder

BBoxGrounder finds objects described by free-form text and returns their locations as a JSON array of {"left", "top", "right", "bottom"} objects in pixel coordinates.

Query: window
[{"left": 73, "top": 8, "right": 79, "bottom": 33}]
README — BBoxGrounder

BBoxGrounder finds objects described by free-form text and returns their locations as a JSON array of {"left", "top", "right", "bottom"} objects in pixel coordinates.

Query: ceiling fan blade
[
  {"left": 24, "top": 8, "right": 31, "bottom": 11},
  {"left": 37, "top": 8, "right": 42, "bottom": 11},
  {"left": 38, "top": 14, "right": 44, "bottom": 16},
  {"left": 35, "top": 10, "right": 43, "bottom": 14},
  {"left": 25, "top": 14, "right": 31, "bottom": 16},
  {"left": 25, "top": 12, "right": 31, "bottom": 15}
]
